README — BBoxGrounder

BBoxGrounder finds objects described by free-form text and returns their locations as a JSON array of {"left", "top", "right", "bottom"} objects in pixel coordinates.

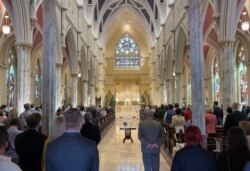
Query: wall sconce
[
  {"left": 2, "top": 15, "right": 10, "bottom": 35},
  {"left": 241, "top": 12, "right": 249, "bottom": 31},
  {"left": 173, "top": 72, "right": 176, "bottom": 77}
]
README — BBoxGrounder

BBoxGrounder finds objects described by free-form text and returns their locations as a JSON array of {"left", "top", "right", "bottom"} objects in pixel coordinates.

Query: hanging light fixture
[
  {"left": 241, "top": 12, "right": 249, "bottom": 31},
  {"left": 2, "top": 15, "right": 10, "bottom": 35}
]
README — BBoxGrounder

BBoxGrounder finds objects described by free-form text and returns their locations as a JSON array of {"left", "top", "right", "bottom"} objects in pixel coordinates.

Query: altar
[{"left": 115, "top": 105, "right": 140, "bottom": 119}]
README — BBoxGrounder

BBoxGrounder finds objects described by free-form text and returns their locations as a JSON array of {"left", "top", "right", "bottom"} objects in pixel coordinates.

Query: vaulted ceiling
[{"left": 84, "top": 0, "right": 166, "bottom": 49}]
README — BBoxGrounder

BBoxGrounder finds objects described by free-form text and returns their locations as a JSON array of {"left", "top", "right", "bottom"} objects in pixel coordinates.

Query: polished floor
[{"left": 98, "top": 117, "right": 171, "bottom": 171}]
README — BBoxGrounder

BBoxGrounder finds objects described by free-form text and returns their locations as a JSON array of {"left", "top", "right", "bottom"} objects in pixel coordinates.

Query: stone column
[
  {"left": 220, "top": 41, "right": 235, "bottom": 111},
  {"left": 175, "top": 72, "right": 183, "bottom": 106},
  {"left": 0, "top": 64, "right": 7, "bottom": 106},
  {"left": 15, "top": 43, "right": 32, "bottom": 114},
  {"left": 82, "top": 80, "right": 89, "bottom": 107},
  {"left": 246, "top": 62, "right": 250, "bottom": 106},
  {"left": 71, "top": 73, "right": 78, "bottom": 107},
  {"left": 189, "top": 0, "right": 205, "bottom": 133},
  {"left": 42, "top": 0, "right": 58, "bottom": 135},
  {"left": 55, "top": 63, "right": 62, "bottom": 109},
  {"left": 30, "top": 73, "right": 35, "bottom": 104},
  {"left": 90, "top": 85, "right": 95, "bottom": 105},
  {"left": 166, "top": 79, "right": 173, "bottom": 104}
]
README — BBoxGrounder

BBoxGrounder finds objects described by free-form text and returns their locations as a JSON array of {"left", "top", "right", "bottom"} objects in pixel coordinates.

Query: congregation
[
  {"left": 139, "top": 101, "right": 250, "bottom": 171},
  {"left": 0, "top": 103, "right": 114, "bottom": 171},
  {"left": 1, "top": 101, "right": 250, "bottom": 171}
]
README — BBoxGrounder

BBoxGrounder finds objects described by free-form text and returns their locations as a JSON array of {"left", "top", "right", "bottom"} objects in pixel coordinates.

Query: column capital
[
  {"left": 219, "top": 40, "right": 234, "bottom": 49},
  {"left": 56, "top": 63, "right": 63, "bottom": 68},
  {"left": 168, "top": 3, "right": 174, "bottom": 8},
  {"left": 81, "top": 79, "right": 88, "bottom": 83},
  {"left": 71, "top": 73, "right": 78, "bottom": 77},
  {"left": 15, "top": 42, "right": 32, "bottom": 52},
  {"left": 175, "top": 72, "right": 182, "bottom": 77}
]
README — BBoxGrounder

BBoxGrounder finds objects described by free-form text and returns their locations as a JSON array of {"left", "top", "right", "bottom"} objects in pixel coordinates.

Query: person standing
[
  {"left": 80, "top": 112, "right": 101, "bottom": 145},
  {"left": 19, "top": 103, "right": 32, "bottom": 129},
  {"left": 138, "top": 109, "right": 163, "bottom": 171},
  {"left": 223, "top": 102, "right": 247, "bottom": 136},
  {"left": 213, "top": 101, "right": 223, "bottom": 126},
  {"left": 217, "top": 127, "right": 250, "bottom": 171},
  {"left": 205, "top": 107, "right": 217, "bottom": 134},
  {"left": 15, "top": 113, "right": 47, "bottom": 171},
  {"left": 171, "top": 126, "right": 216, "bottom": 171},
  {"left": 46, "top": 108, "right": 99, "bottom": 171},
  {"left": 0, "top": 127, "right": 21, "bottom": 171}
]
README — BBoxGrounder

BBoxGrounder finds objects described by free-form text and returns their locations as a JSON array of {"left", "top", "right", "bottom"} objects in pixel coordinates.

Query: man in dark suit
[
  {"left": 15, "top": 113, "right": 47, "bottom": 171},
  {"left": 213, "top": 101, "right": 223, "bottom": 126},
  {"left": 80, "top": 111, "right": 101, "bottom": 145},
  {"left": 138, "top": 107, "right": 163, "bottom": 171},
  {"left": 46, "top": 108, "right": 99, "bottom": 171},
  {"left": 223, "top": 102, "right": 247, "bottom": 135}
]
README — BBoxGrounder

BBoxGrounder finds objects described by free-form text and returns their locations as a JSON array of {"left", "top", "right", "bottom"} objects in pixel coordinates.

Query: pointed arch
[
  {"left": 80, "top": 44, "right": 88, "bottom": 81},
  {"left": 175, "top": 26, "right": 186, "bottom": 73},
  {"left": 65, "top": 28, "right": 78, "bottom": 74}
]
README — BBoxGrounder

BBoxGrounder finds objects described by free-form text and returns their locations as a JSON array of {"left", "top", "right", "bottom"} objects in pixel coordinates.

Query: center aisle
[{"left": 98, "top": 118, "right": 171, "bottom": 171}]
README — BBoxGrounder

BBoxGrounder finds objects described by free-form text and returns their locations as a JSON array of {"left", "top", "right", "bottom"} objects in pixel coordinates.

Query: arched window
[
  {"left": 34, "top": 61, "right": 41, "bottom": 105},
  {"left": 213, "top": 57, "right": 220, "bottom": 102},
  {"left": 6, "top": 45, "right": 17, "bottom": 109},
  {"left": 237, "top": 44, "right": 247, "bottom": 105},
  {"left": 115, "top": 33, "right": 140, "bottom": 68}
]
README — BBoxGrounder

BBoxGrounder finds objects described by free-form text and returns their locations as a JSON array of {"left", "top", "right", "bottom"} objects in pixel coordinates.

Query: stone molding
[
  {"left": 71, "top": 73, "right": 78, "bottom": 77},
  {"left": 219, "top": 40, "right": 234, "bottom": 49},
  {"left": 15, "top": 43, "right": 32, "bottom": 52},
  {"left": 0, "top": 64, "right": 8, "bottom": 69},
  {"left": 56, "top": 63, "right": 63, "bottom": 68}
]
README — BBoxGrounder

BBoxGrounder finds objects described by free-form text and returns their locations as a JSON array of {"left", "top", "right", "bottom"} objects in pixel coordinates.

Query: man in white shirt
[
  {"left": 19, "top": 103, "right": 32, "bottom": 129},
  {"left": 6, "top": 119, "right": 23, "bottom": 161},
  {"left": 0, "top": 127, "right": 22, "bottom": 171}
]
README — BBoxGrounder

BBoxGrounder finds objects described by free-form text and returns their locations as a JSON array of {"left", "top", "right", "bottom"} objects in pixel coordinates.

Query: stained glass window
[
  {"left": 237, "top": 45, "right": 248, "bottom": 105},
  {"left": 115, "top": 33, "right": 140, "bottom": 68},
  {"left": 34, "top": 61, "right": 41, "bottom": 105},
  {"left": 6, "top": 46, "right": 16, "bottom": 109},
  {"left": 213, "top": 58, "right": 220, "bottom": 102}
]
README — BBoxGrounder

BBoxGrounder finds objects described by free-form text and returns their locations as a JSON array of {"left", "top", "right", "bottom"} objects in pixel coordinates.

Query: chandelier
[
  {"left": 241, "top": 12, "right": 249, "bottom": 31},
  {"left": 2, "top": 15, "right": 10, "bottom": 35}
]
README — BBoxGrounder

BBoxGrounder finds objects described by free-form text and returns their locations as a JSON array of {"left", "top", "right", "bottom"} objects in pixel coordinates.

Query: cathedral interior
[{"left": 0, "top": 0, "right": 250, "bottom": 170}]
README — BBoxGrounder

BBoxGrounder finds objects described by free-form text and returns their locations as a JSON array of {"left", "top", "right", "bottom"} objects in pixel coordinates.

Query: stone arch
[
  {"left": 65, "top": 27, "right": 78, "bottom": 74},
  {"left": 89, "top": 54, "right": 95, "bottom": 85},
  {"left": 235, "top": 30, "right": 250, "bottom": 63},
  {"left": 0, "top": 34, "right": 16, "bottom": 64},
  {"left": 80, "top": 44, "right": 88, "bottom": 81},
  {"left": 205, "top": 46, "right": 220, "bottom": 78},
  {"left": 102, "top": 7, "right": 151, "bottom": 49},
  {"left": 165, "top": 44, "right": 173, "bottom": 79},
  {"left": 234, "top": 37, "right": 249, "bottom": 105},
  {"left": 174, "top": 26, "right": 186, "bottom": 73}
]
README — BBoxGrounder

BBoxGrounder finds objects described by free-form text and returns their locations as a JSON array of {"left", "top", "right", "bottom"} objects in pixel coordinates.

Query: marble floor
[{"left": 98, "top": 117, "right": 171, "bottom": 171}]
